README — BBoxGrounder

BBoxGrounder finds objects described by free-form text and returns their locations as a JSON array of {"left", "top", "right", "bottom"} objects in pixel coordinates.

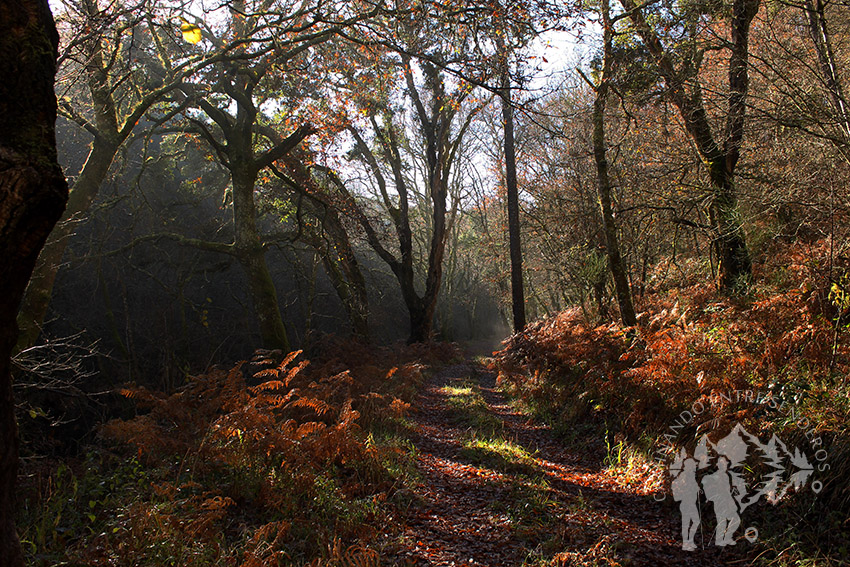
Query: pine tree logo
[{"left": 669, "top": 423, "right": 815, "bottom": 550}]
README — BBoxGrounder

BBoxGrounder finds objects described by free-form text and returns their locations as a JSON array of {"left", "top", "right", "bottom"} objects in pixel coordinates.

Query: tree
[
  {"left": 271, "top": 152, "right": 370, "bottom": 339},
  {"left": 339, "top": 52, "right": 485, "bottom": 343},
  {"left": 500, "top": 53, "right": 528, "bottom": 333},
  {"left": 802, "top": 0, "right": 850, "bottom": 159},
  {"left": 754, "top": 0, "right": 850, "bottom": 161},
  {"left": 152, "top": 0, "right": 376, "bottom": 350},
  {"left": 582, "top": 0, "right": 637, "bottom": 326},
  {"left": 619, "top": 0, "right": 760, "bottom": 292},
  {"left": 0, "top": 1, "right": 67, "bottom": 564},
  {"left": 17, "top": 0, "right": 217, "bottom": 350}
]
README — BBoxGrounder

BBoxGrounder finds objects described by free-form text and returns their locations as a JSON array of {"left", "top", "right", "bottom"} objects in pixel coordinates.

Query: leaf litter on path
[{"left": 383, "top": 360, "right": 744, "bottom": 567}]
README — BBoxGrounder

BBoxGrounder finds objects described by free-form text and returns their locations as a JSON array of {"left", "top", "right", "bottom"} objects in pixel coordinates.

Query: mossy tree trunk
[
  {"left": 232, "top": 167, "right": 291, "bottom": 351},
  {"left": 620, "top": 0, "right": 758, "bottom": 292},
  {"left": 590, "top": 0, "right": 637, "bottom": 327},
  {"left": 0, "top": 1, "right": 67, "bottom": 564}
]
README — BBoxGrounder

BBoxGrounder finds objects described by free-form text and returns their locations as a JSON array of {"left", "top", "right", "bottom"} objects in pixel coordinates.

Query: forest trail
[{"left": 387, "top": 359, "right": 732, "bottom": 566}]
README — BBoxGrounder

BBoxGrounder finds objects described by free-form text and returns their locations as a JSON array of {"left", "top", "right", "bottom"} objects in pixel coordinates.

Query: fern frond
[
  {"left": 251, "top": 379, "right": 288, "bottom": 393},
  {"left": 278, "top": 349, "right": 303, "bottom": 371},
  {"left": 263, "top": 390, "right": 298, "bottom": 407},
  {"left": 337, "top": 399, "right": 360, "bottom": 427},
  {"left": 343, "top": 545, "right": 379, "bottom": 567},
  {"left": 296, "top": 421, "right": 326, "bottom": 437},
  {"left": 118, "top": 387, "right": 159, "bottom": 401},
  {"left": 283, "top": 359, "right": 310, "bottom": 386},
  {"left": 289, "top": 397, "right": 333, "bottom": 416},
  {"left": 252, "top": 368, "right": 280, "bottom": 379}
]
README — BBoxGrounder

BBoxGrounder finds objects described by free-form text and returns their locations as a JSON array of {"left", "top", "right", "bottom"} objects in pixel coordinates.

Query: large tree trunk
[
  {"left": 232, "top": 169, "right": 290, "bottom": 351},
  {"left": 407, "top": 298, "right": 433, "bottom": 344},
  {"left": 415, "top": 214, "right": 447, "bottom": 343},
  {"left": 708, "top": 161, "right": 752, "bottom": 291},
  {"left": 501, "top": 69, "right": 527, "bottom": 333},
  {"left": 593, "top": 0, "right": 637, "bottom": 327},
  {"left": 237, "top": 251, "right": 290, "bottom": 351},
  {"left": 711, "top": 0, "right": 758, "bottom": 290},
  {"left": 0, "top": 1, "right": 67, "bottom": 565}
]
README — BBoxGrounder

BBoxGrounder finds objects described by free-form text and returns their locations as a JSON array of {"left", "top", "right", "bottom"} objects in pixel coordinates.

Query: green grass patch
[
  {"left": 440, "top": 379, "right": 504, "bottom": 434},
  {"left": 458, "top": 435, "right": 538, "bottom": 476}
]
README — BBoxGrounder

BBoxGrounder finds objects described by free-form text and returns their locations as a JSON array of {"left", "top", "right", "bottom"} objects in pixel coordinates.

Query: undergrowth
[
  {"left": 17, "top": 340, "right": 458, "bottom": 566},
  {"left": 493, "top": 238, "right": 850, "bottom": 563}
]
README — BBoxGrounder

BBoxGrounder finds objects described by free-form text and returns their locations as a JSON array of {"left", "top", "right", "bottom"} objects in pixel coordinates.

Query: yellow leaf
[{"left": 181, "top": 23, "right": 202, "bottom": 44}]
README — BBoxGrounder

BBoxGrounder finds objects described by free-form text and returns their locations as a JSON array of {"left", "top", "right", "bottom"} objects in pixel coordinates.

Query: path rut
[{"left": 386, "top": 360, "right": 742, "bottom": 566}]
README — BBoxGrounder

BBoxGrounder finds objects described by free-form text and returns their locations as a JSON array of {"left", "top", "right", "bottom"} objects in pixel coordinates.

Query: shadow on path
[{"left": 386, "top": 360, "right": 744, "bottom": 566}]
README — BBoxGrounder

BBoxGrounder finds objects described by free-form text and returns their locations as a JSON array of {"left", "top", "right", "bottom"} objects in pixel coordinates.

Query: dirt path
[{"left": 387, "top": 360, "right": 741, "bottom": 566}]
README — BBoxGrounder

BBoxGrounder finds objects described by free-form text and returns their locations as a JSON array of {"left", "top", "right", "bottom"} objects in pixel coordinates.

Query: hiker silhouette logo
[{"left": 669, "top": 423, "right": 815, "bottom": 551}]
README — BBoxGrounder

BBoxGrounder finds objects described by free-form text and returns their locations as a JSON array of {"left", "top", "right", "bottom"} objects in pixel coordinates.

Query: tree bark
[
  {"left": 0, "top": 1, "right": 67, "bottom": 564},
  {"left": 406, "top": 296, "right": 434, "bottom": 344},
  {"left": 708, "top": 160, "right": 751, "bottom": 291},
  {"left": 501, "top": 67, "right": 527, "bottom": 333},
  {"left": 232, "top": 168, "right": 290, "bottom": 351},
  {"left": 593, "top": 0, "right": 637, "bottom": 326}
]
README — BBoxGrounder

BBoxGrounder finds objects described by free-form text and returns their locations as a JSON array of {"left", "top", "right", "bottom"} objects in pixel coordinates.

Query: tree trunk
[
  {"left": 272, "top": 155, "right": 370, "bottom": 340},
  {"left": 407, "top": 298, "right": 433, "bottom": 344},
  {"left": 417, "top": 238, "right": 446, "bottom": 343},
  {"left": 502, "top": 69, "right": 527, "bottom": 333},
  {"left": 592, "top": 0, "right": 637, "bottom": 327},
  {"left": 232, "top": 170, "right": 290, "bottom": 351},
  {"left": 620, "top": 0, "right": 757, "bottom": 293},
  {"left": 708, "top": 160, "right": 751, "bottom": 291},
  {"left": 237, "top": 250, "right": 290, "bottom": 351},
  {"left": 393, "top": 260, "right": 434, "bottom": 344},
  {"left": 0, "top": 2, "right": 66, "bottom": 565},
  {"left": 318, "top": 251, "right": 369, "bottom": 340},
  {"left": 16, "top": 138, "right": 118, "bottom": 350},
  {"left": 419, "top": 144, "right": 449, "bottom": 343},
  {"left": 712, "top": 0, "right": 758, "bottom": 291},
  {"left": 300, "top": 194, "right": 369, "bottom": 340},
  {"left": 592, "top": 273, "right": 610, "bottom": 323}
]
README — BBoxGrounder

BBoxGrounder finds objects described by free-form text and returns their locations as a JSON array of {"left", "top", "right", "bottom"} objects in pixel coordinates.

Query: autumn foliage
[
  {"left": 493, "top": 238, "right": 850, "bottom": 513},
  {"left": 18, "top": 341, "right": 458, "bottom": 566}
]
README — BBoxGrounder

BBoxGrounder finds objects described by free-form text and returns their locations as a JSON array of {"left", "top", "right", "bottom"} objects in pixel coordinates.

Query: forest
[{"left": 0, "top": 0, "right": 848, "bottom": 565}]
